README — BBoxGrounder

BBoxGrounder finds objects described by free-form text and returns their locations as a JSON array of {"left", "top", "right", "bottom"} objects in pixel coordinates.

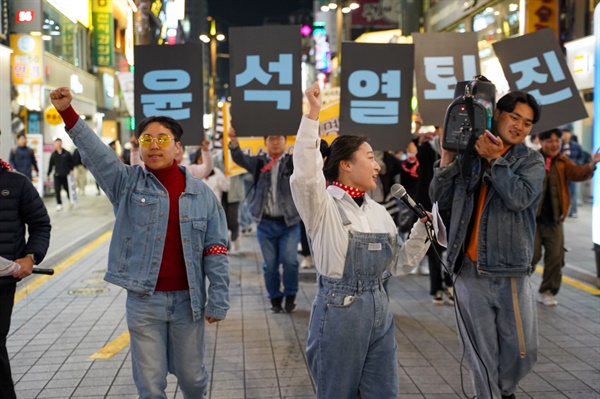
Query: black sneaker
[
  {"left": 284, "top": 295, "right": 297, "bottom": 313},
  {"left": 501, "top": 395, "right": 515, "bottom": 399},
  {"left": 270, "top": 297, "right": 283, "bottom": 313}
]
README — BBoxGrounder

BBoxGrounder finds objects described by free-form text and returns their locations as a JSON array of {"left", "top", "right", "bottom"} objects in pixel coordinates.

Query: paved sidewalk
[{"left": 8, "top": 201, "right": 600, "bottom": 398}]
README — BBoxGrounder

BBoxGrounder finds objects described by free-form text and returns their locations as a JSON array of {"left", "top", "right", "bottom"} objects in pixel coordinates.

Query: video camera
[{"left": 442, "top": 75, "right": 496, "bottom": 152}]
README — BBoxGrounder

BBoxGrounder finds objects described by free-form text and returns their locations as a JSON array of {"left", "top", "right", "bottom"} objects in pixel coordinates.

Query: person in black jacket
[
  {"left": 0, "top": 153, "right": 51, "bottom": 399},
  {"left": 47, "top": 138, "right": 73, "bottom": 210},
  {"left": 9, "top": 133, "right": 39, "bottom": 180}
]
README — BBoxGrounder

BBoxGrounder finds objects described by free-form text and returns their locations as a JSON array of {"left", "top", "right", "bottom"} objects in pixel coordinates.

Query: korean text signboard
[
  {"left": 10, "top": 33, "right": 43, "bottom": 85},
  {"left": 412, "top": 32, "right": 480, "bottom": 127},
  {"left": 229, "top": 25, "right": 302, "bottom": 137},
  {"left": 493, "top": 28, "right": 588, "bottom": 133},
  {"left": 339, "top": 42, "right": 414, "bottom": 151},
  {"left": 92, "top": 0, "right": 114, "bottom": 67},
  {"left": 134, "top": 44, "right": 204, "bottom": 146}
]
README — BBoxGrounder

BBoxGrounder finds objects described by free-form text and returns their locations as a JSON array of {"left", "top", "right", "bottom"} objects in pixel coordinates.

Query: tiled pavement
[{"left": 7, "top": 191, "right": 600, "bottom": 398}]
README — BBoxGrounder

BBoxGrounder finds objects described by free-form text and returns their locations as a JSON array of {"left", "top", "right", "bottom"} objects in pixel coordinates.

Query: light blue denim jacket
[
  {"left": 430, "top": 143, "right": 544, "bottom": 277},
  {"left": 229, "top": 145, "right": 301, "bottom": 226},
  {"left": 67, "top": 119, "right": 230, "bottom": 321}
]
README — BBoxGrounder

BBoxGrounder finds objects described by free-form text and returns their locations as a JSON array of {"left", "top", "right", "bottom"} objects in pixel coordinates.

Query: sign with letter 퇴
[
  {"left": 339, "top": 42, "right": 414, "bottom": 151},
  {"left": 134, "top": 44, "right": 205, "bottom": 146},
  {"left": 493, "top": 28, "right": 587, "bottom": 134},
  {"left": 412, "top": 32, "right": 480, "bottom": 127},
  {"left": 229, "top": 25, "right": 302, "bottom": 137}
]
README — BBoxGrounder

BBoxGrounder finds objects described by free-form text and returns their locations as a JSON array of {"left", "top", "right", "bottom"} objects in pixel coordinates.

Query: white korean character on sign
[
  {"left": 235, "top": 54, "right": 293, "bottom": 110},
  {"left": 423, "top": 56, "right": 477, "bottom": 100},
  {"left": 141, "top": 69, "right": 192, "bottom": 119},
  {"left": 348, "top": 70, "right": 401, "bottom": 124},
  {"left": 509, "top": 51, "right": 572, "bottom": 105}
]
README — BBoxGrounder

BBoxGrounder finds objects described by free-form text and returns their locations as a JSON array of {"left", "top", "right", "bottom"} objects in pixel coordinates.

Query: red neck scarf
[
  {"left": 401, "top": 158, "right": 419, "bottom": 178},
  {"left": 260, "top": 155, "right": 281, "bottom": 173},
  {"left": 331, "top": 181, "right": 365, "bottom": 198},
  {"left": 0, "top": 158, "right": 12, "bottom": 171}
]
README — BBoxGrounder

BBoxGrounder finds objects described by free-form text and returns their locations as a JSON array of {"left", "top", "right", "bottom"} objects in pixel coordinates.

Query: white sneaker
[
  {"left": 537, "top": 291, "right": 558, "bottom": 307},
  {"left": 419, "top": 264, "right": 430, "bottom": 275},
  {"left": 56, "top": 204, "right": 63, "bottom": 211},
  {"left": 229, "top": 240, "right": 240, "bottom": 255},
  {"left": 301, "top": 256, "right": 313, "bottom": 269}
]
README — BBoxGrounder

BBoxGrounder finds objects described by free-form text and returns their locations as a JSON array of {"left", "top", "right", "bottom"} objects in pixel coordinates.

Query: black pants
[
  {"left": 54, "top": 175, "right": 70, "bottom": 205},
  {"left": 428, "top": 242, "right": 453, "bottom": 295},
  {"left": 300, "top": 221, "right": 311, "bottom": 257},
  {"left": 0, "top": 283, "right": 17, "bottom": 399},
  {"left": 221, "top": 193, "right": 240, "bottom": 242}
]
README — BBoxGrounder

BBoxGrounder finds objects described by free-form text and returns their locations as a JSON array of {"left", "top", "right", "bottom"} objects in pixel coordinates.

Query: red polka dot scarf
[
  {"left": 331, "top": 181, "right": 365, "bottom": 198},
  {"left": 0, "top": 158, "right": 12, "bottom": 171}
]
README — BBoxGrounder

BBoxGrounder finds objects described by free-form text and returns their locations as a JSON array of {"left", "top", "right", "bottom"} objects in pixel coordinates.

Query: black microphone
[
  {"left": 32, "top": 268, "right": 54, "bottom": 275},
  {"left": 391, "top": 183, "right": 428, "bottom": 220}
]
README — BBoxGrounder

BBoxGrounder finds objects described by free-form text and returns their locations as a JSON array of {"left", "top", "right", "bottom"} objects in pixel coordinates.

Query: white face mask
[
  {"left": 406, "top": 152, "right": 417, "bottom": 158},
  {"left": 399, "top": 153, "right": 407, "bottom": 161}
]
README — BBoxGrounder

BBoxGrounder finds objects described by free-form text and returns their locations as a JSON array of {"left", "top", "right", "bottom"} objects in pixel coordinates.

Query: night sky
[{"left": 207, "top": 0, "right": 313, "bottom": 28}]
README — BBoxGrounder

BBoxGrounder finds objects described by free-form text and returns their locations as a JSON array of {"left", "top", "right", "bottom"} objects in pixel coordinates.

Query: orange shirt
[{"left": 466, "top": 147, "right": 511, "bottom": 262}]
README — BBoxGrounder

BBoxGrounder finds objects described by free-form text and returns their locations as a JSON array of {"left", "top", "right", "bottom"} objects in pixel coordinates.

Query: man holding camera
[{"left": 431, "top": 91, "right": 544, "bottom": 399}]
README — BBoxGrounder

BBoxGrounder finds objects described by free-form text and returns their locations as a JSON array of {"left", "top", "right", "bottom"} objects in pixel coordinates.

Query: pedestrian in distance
[
  {"left": 9, "top": 133, "right": 39, "bottom": 181},
  {"left": 228, "top": 125, "right": 301, "bottom": 313},
  {"left": 49, "top": 86, "right": 230, "bottom": 399},
  {"left": 431, "top": 90, "right": 545, "bottom": 399},
  {"left": 559, "top": 127, "right": 585, "bottom": 218},
  {"left": 0, "top": 138, "right": 51, "bottom": 399},
  {"left": 47, "top": 137, "right": 74, "bottom": 211},
  {"left": 532, "top": 128, "right": 599, "bottom": 307},
  {"left": 291, "top": 82, "right": 431, "bottom": 398}
]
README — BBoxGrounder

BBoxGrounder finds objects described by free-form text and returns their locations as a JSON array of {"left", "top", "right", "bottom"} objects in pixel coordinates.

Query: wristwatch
[{"left": 27, "top": 253, "right": 36, "bottom": 264}]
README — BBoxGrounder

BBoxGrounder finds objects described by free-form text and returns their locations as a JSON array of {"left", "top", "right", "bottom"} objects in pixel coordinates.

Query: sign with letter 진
[
  {"left": 493, "top": 28, "right": 588, "bottom": 133},
  {"left": 134, "top": 44, "right": 204, "bottom": 146}
]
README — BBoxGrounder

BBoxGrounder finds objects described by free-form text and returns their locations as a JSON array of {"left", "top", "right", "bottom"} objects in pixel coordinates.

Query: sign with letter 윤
[{"left": 134, "top": 44, "right": 204, "bottom": 146}]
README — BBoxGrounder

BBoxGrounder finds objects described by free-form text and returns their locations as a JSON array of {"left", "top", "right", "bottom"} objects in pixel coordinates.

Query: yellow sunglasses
[{"left": 138, "top": 134, "right": 172, "bottom": 148}]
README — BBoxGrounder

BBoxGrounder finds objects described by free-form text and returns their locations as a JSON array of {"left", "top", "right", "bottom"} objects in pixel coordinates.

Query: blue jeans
[
  {"left": 256, "top": 219, "right": 300, "bottom": 298},
  {"left": 454, "top": 261, "right": 538, "bottom": 398},
  {"left": 126, "top": 290, "right": 208, "bottom": 399},
  {"left": 568, "top": 181, "right": 577, "bottom": 216}
]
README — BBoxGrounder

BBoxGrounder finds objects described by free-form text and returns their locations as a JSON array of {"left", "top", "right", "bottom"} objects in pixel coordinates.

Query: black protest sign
[
  {"left": 339, "top": 42, "right": 414, "bottom": 151},
  {"left": 134, "top": 44, "right": 204, "bottom": 146},
  {"left": 229, "top": 25, "right": 302, "bottom": 137}
]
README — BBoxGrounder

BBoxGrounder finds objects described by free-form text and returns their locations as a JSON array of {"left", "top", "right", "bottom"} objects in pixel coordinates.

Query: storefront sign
[
  {"left": 9, "top": 0, "right": 42, "bottom": 33},
  {"left": 10, "top": 33, "right": 43, "bottom": 85},
  {"left": 493, "top": 28, "right": 588, "bottom": 133},
  {"left": 412, "top": 32, "right": 480, "bottom": 126},
  {"left": 340, "top": 42, "right": 414, "bottom": 151},
  {"left": 351, "top": 0, "right": 400, "bottom": 28},
  {"left": 229, "top": 25, "right": 302, "bottom": 137},
  {"left": 134, "top": 43, "right": 204, "bottom": 146},
  {"left": 92, "top": 0, "right": 114, "bottom": 67},
  {"left": 526, "top": 0, "right": 559, "bottom": 38}
]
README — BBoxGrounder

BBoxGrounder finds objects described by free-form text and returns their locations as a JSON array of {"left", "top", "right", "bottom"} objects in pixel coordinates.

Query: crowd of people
[{"left": 0, "top": 82, "right": 598, "bottom": 399}]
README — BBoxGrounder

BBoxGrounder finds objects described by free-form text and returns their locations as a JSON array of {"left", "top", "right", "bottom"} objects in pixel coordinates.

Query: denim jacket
[
  {"left": 67, "top": 119, "right": 230, "bottom": 321},
  {"left": 229, "top": 145, "right": 300, "bottom": 226},
  {"left": 430, "top": 143, "right": 544, "bottom": 277}
]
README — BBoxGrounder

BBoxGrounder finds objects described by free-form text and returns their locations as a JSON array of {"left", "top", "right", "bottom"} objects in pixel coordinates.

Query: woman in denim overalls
[{"left": 291, "top": 83, "right": 431, "bottom": 398}]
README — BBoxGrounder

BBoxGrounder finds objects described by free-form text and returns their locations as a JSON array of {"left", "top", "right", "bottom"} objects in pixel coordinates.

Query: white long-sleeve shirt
[{"left": 290, "top": 115, "right": 430, "bottom": 278}]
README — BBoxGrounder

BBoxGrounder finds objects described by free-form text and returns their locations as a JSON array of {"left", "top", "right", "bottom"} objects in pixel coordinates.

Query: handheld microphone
[
  {"left": 391, "top": 183, "right": 428, "bottom": 220},
  {"left": 32, "top": 268, "right": 54, "bottom": 275}
]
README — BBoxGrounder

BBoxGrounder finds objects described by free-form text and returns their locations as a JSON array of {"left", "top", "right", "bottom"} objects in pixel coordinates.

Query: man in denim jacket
[
  {"left": 431, "top": 91, "right": 544, "bottom": 399},
  {"left": 228, "top": 128, "right": 301, "bottom": 313},
  {"left": 50, "top": 87, "right": 229, "bottom": 399}
]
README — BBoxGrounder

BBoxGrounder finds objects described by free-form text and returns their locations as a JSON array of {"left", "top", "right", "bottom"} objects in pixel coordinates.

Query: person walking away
[
  {"left": 291, "top": 83, "right": 430, "bottom": 398},
  {"left": 0, "top": 149, "right": 51, "bottom": 399},
  {"left": 431, "top": 90, "right": 544, "bottom": 399},
  {"left": 47, "top": 138, "right": 73, "bottom": 211},
  {"left": 533, "top": 128, "right": 599, "bottom": 306},
  {"left": 9, "top": 133, "right": 39, "bottom": 181},
  {"left": 49, "top": 87, "right": 230, "bottom": 399},
  {"left": 228, "top": 127, "right": 301, "bottom": 313}
]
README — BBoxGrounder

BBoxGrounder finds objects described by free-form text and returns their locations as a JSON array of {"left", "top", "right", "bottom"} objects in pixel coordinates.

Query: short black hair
[
  {"left": 16, "top": 133, "right": 26, "bottom": 140},
  {"left": 136, "top": 116, "right": 184, "bottom": 142},
  {"left": 496, "top": 91, "right": 542, "bottom": 124},
  {"left": 322, "top": 135, "right": 368, "bottom": 182},
  {"left": 537, "top": 128, "right": 561, "bottom": 141}
]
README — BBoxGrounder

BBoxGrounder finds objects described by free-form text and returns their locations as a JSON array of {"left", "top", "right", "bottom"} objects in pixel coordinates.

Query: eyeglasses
[{"left": 138, "top": 134, "right": 172, "bottom": 148}]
